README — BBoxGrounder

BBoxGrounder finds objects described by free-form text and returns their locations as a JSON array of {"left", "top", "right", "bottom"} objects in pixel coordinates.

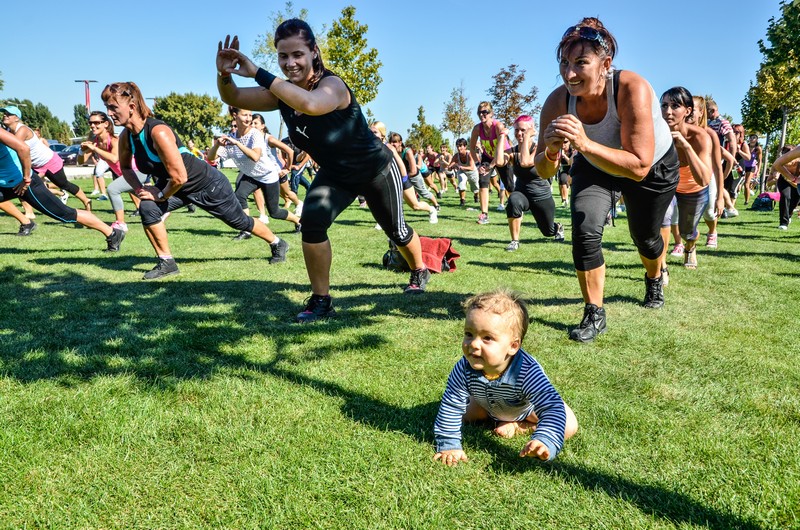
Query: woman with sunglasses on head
[
  {"left": 208, "top": 106, "right": 301, "bottom": 240},
  {"left": 80, "top": 111, "right": 149, "bottom": 233},
  {"left": 217, "top": 21, "right": 431, "bottom": 323},
  {"left": 0, "top": 127, "right": 126, "bottom": 250},
  {"left": 659, "top": 87, "right": 712, "bottom": 271},
  {"left": 535, "top": 17, "right": 679, "bottom": 342},
  {"left": 102, "top": 82, "right": 289, "bottom": 280},
  {"left": 469, "top": 102, "right": 512, "bottom": 224},
  {"left": 1, "top": 105, "right": 93, "bottom": 212}
]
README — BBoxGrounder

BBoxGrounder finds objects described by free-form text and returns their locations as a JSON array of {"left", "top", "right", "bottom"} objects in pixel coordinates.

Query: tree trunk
[{"left": 779, "top": 106, "right": 788, "bottom": 151}]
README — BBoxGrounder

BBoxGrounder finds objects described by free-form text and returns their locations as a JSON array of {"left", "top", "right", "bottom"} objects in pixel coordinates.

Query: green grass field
[{"left": 1, "top": 174, "right": 798, "bottom": 529}]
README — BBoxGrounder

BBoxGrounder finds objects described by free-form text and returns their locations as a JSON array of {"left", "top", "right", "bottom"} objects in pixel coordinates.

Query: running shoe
[
  {"left": 496, "top": 203, "right": 506, "bottom": 212},
  {"left": 295, "top": 201, "right": 304, "bottom": 217},
  {"left": 459, "top": 199, "right": 465, "bottom": 207},
  {"left": 705, "top": 233, "right": 718, "bottom": 248},
  {"left": 561, "top": 199, "right": 569, "bottom": 208},
  {"left": 143, "top": 258, "right": 179, "bottom": 280},
  {"left": 259, "top": 214, "right": 270, "bottom": 224},
  {"left": 233, "top": 230, "right": 252, "bottom": 241},
  {"left": 473, "top": 192, "right": 479, "bottom": 203},
  {"left": 60, "top": 192, "right": 69, "bottom": 205},
  {"left": 293, "top": 222, "right": 302, "bottom": 233},
  {"left": 569, "top": 304, "right": 606, "bottom": 343},
  {"left": 110, "top": 221, "right": 128, "bottom": 233},
  {"left": 98, "top": 194, "right": 108, "bottom": 201},
  {"left": 187, "top": 204, "right": 197, "bottom": 213},
  {"left": 90, "top": 189, "right": 101, "bottom": 197},
  {"left": 642, "top": 273, "right": 665, "bottom": 309},
  {"left": 724, "top": 207, "right": 739, "bottom": 218},
  {"left": 130, "top": 208, "right": 140, "bottom": 217},
  {"left": 296, "top": 294, "right": 336, "bottom": 323},
  {"left": 429, "top": 209, "right": 438, "bottom": 224},
  {"left": 404, "top": 267, "right": 431, "bottom": 294},
  {"left": 17, "top": 221, "right": 36, "bottom": 237},
  {"left": 670, "top": 243, "right": 684, "bottom": 257},
  {"left": 104, "top": 227, "right": 126, "bottom": 252},
  {"left": 269, "top": 238, "right": 289, "bottom": 264},
  {"left": 778, "top": 225, "right": 788, "bottom": 230},
  {"left": 477, "top": 213, "right": 489, "bottom": 225},
  {"left": 554, "top": 222, "right": 565, "bottom": 242},
  {"left": 505, "top": 240, "right": 520, "bottom": 252},
  {"left": 436, "top": 191, "right": 443, "bottom": 199}
]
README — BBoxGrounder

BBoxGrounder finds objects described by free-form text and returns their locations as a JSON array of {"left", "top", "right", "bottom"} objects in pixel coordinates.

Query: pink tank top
[{"left": 95, "top": 135, "right": 122, "bottom": 176}]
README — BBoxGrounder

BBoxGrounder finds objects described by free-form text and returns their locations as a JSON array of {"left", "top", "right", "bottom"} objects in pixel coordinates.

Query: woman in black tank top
[{"left": 216, "top": 19, "right": 430, "bottom": 323}]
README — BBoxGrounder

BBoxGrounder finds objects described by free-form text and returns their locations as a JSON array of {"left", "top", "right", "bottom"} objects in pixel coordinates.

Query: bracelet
[
  {"left": 255, "top": 68, "right": 277, "bottom": 90},
  {"left": 218, "top": 71, "right": 231, "bottom": 78},
  {"left": 545, "top": 149, "right": 559, "bottom": 162}
]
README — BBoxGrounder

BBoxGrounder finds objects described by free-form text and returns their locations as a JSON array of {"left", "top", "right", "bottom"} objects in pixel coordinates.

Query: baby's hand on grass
[
  {"left": 434, "top": 449, "right": 468, "bottom": 467},
  {"left": 519, "top": 440, "right": 550, "bottom": 461}
]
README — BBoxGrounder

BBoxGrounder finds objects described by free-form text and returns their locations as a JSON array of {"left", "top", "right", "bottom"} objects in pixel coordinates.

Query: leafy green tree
[
  {"left": 326, "top": 6, "right": 382, "bottom": 106},
  {"left": 406, "top": 106, "right": 445, "bottom": 150},
  {"left": 442, "top": 81, "right": 472, "bottom": 142},
  {"left": 758, "top": 0, "right": 800, "bottom": 79},
  {"left": 486, "top": 64, "right": 541, "bottom": 127},
  {"left": 151, "top": 92, "right": 229, "bottom": 148},
  {"left": 3, "top": 98, "right": 72, "bottom": 143},
  {"left": 73, "top": 104, "right": 90, "bottom": 137},
  {"left": 0, "top": 72, "right": 4, "bottom": 92}
]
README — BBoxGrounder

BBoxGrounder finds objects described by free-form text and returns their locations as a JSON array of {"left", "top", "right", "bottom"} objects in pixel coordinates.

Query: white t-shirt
[{"left": 219, "top": 128, "right": 280, "bottom": 183}]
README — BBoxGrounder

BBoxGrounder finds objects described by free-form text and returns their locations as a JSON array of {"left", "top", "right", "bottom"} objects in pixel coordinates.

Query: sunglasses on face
[
  {"left": 562, "top": 25, "right": 609, "bottom": 54},
  {"left": 478, "top": 110, "right": 491, "bottom": 116},
  {"left": 88, "top": 120, "right": 104, "bottom": 126}
]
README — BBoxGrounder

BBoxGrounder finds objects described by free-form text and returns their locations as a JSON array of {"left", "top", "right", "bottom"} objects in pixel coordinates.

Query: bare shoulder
[{"left": 540, "top": 85, "right": 568, "bottom": 126}]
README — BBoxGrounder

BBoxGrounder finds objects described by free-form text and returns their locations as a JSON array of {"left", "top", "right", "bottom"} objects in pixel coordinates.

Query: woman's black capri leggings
[
  {"left": 44, "top": 167, "right": 81, "bottom": 195},
  {"left": 0, "top": 173, "right": 78, "bottom": 222},
  {"left": 235, "top": 176, "right": 290, "bottom": 220},
  {"left": 569, "top": 146, "right": 679, "bottom": 271}
]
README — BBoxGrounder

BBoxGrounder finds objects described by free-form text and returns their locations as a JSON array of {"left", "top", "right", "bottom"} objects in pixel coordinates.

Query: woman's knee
[{"left": 139, "top": 200, "right": 165, "bottom": 226}]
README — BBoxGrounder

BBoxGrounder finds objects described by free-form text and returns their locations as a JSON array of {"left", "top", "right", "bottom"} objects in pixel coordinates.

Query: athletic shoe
[
  {"left": 554, "top": 222, "right": 565, "bottom": 242},
  {"left": 670, "top": 243, "right": 684, "bottom": 257},
  {"left": 60, "top": 192, "right": 69, "bottom": 205},
  {"left": 98, "top": 194, "right": 108, "bottom": 201},
  {"left": 642, "top": 273, "right": 665, "bottom": 309},
  {"left": 437, "top": 191, "right": 443, "bottom": 199},
  {"left": 294, "top": 222, "right": 302, "bottom": 233},
  {"left": 724, "top": 207, "right": 739, "bottom": 218},
  {"left": 187, "top": 204, "right": 197, "bottom": 213},
  {"left": 269, "top": 238, "right": 289, "bottom": 264},
  {"left": 17, "top": 221, "right": 36, "bottom": 237},
  {"left": 404, "top": 267, "right": 431, "bottom": 294},
  {"left": 477, "top": 213, "right": 489, "bottom": 225},
  {"left": 459, "top": 199, "right": 466, "bottom": 207},
  {"left": 110, "top": 221, "right": 128, "bottom": 233},
  {"left": 429, "top": 209, "right": 438, "bottom": 224},
  {"left": 233, "top": 230, "right": 252, "bottom": 241},
  {"left": 104, "top": 228, "right": 126, "bottom": 252},
  {"left": 778, "top": 225, "right": 788, "bottom": 230},
  {"left": 473, "top": 193, "right": 479, "bottom": 203},
  {"left": 143, "top": 258, "right": 179, "bottom": 280},
  {"left": 130, "top": 208, "right": 140, "bottom": 217},
  {"left": 561, "top": 199, "right": 569, "bottom": 208},
  {"left": 258, "top": 214, "right": 270, "bottom": 224},
  {"left": 90, "top": 189, "right": 101, "bottom": 197},
  {"left": 296, "top": 294, "right": 336, "bottom": 323},
  {"left": 496, "top": 203, "right": 506, "bottom": 212},
  {"left": 706, "top": 233, "right": 718, "bottom": 248},
  {"left": 435, "top": 204, "right": 441, "bottom": 211},
  {"left": 720, "top": 210, "right": 729, "bottom": 219},
  {"left": 569, "top": 304, "right": 607, "bottom": 342},
  {"left": 295, "top": 201, "right": 304, "bottom": 217},
  {"left": 505, "top": 240, "right": 520, "bottom": 252}
]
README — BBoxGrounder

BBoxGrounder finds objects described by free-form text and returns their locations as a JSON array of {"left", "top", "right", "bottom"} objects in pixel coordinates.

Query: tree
[
  {"left": 758, "top": 0, "right": 800, "bottom": 79},
  {"left": 151, "top": 92, "right": 229, "bottom": 148},
  {"left": 325, "top": 6, "right": 382, "bottom": 106},
  {"left": 406, "top": 106, "right": 445, "bottom": 150},
  {"left": 0, "top": 72, "right": 4, "bottom": 92},
  {"left": 3, "top": 98, "right": 72, "bottom": 142},
  {"left": 442, "top": 81, "right": 472, "bottom": 142},
  {"left": 485, "top": 64, "right": 541, "bottom": 127},
  {"left": 73, "top": 104, "right": 90, "bottom": 137}
]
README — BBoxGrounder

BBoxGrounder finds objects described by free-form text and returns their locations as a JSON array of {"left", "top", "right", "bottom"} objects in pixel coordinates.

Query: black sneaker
[
  {"left": 17, "top": 221, "right": 36, "bottom": 236},
  {"left": 187, "top": 204, "right": 197, "bottom": 213},
  {"left": 104, "top": 227, "right": 126, "bottom": 252},
  {"left": 553, "top": 222, "right": 565, "bottom": 242},
  {"left": 296, "top": 294, "right": 336, "bottom": 323},
  {"left": 569, "top": 303, "right": 607, "bottom": 342},
  {"left": 130, "top": 208, "right": 140, "bottom": 217},
  {"left": 293, "top": 223, "right": 302, "bottom": 233},
  {"left": 233, "top": 230, "right": 252, "bottom": 241},
  {"left": 143, "top": 258, "right": 179, "bottom": 280},
  {"left": 642, "top": 273, "right": 665, "bottom": 309},
  {"left": 269, "top": 238, "right": 289, "bottom": 264},
  {"left": 404, "top": 267, "right": 431, "bottom": 294}
]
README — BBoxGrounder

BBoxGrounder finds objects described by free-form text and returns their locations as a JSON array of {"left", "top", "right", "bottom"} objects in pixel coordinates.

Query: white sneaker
[
  {"left": 111, "top": 221, "right": 129, "bottom": 233},
  {"left": 295, "top": 201, "right": 304, "bottom": 217},
  {"left": 374, "top": 223, "right": 383, "bottom": 231},
  {"left": 90, "top": 190, "right": 100, "bottom": 197},
  {"left": 259, "top": 214, "right": 270, "bottom": 224},
  {"left": 60, "top": 192, "right": 69, "bottom": 205},
  {"left": 778, "top": 225, "right": 788, "bottom": 230},
  {"left": 429, "top": 209, "right": 438, "bottom": 224},
  {"left": 496, "top": 203, "right": 506, "bottom": 211}
]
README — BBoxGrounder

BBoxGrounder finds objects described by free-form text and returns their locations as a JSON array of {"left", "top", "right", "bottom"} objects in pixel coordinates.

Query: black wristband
[{"left": 255, "top": 68, "right": 277, "bottom": 90}]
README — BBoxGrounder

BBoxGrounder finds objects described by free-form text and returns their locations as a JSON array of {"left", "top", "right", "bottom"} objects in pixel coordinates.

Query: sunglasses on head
[
  {"left": 563, "top": 25, "right": 609, "bottom": 54},
  {"left": 105, "top": 83, "right": 132, "bottom": 98}
]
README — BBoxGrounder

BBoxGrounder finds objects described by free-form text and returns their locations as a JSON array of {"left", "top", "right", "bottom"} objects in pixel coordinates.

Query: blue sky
[{"left": 2, "top": 0, "right": 783, "bottom": 143}]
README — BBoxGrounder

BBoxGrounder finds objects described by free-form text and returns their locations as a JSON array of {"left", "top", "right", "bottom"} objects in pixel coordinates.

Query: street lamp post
[{"left": 74, "top": 80, "right": 98, "bottom": 114}]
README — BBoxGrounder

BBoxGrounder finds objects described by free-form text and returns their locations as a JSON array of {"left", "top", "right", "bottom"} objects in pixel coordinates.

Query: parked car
[
  {"left": 48, "top": 141, "right": 67, "bottom": 153},
  {"left": 58, "top": 144, "right": 82, "bottom": 165}
]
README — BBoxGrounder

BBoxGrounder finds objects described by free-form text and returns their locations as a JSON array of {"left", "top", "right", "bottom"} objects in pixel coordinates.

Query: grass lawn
[{"left": 1, "top": 173, "right": 798, "bottom": 529}]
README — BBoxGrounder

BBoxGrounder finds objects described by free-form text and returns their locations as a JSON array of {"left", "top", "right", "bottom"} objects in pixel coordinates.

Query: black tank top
[
  {"left": 127, "top": 118, "right": 214, "bottom": 193},
  {"left": 278, "top": 72, "right": 391, "bottom": 182},
  {"left": 509, "top": 145, "right": 551, "bottom": 199}
]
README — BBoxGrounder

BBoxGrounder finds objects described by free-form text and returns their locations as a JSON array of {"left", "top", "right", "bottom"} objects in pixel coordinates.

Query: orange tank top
[{"left": 676, "top": 165, "right": 706, "bottom": 194}]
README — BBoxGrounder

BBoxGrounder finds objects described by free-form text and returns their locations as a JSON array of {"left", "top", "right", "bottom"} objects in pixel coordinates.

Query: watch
[{"left": 157, "top": 191, "right": 164, "bottom": 200}]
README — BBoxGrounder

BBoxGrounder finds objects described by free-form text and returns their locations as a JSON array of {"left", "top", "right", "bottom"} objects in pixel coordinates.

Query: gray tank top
[{"left": 568, "top": 69, "right": 672, "bottom": 175}]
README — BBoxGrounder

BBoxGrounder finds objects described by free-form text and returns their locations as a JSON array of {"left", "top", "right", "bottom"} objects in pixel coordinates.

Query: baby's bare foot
[{"left": 494, "top": 420, "right": 537, "bottom": 438}]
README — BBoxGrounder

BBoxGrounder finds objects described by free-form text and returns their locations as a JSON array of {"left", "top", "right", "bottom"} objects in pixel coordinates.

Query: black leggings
[
  {"left": 44, "top": 167, "right": 81, "bottom": 195},
  {"left": 570, "top": 146, "right": 679, "bottom": 271},
  {"left": 0, "top": 173, "right": 78, "bottom": 222},
  {"left": 506, "top": 188, "right": 557, "bottom": 237},
  {"left": 301, "top": 157, "right": 413, "bottom": 246},
  {"left": 235, "top": 176, "right": 289, "bottom": 220},
  {"left": 778, "top": 177, "right": 800, "bottom": 226},
  {"left": 139, "top": 171, "right": 254, "bottom": 232}
]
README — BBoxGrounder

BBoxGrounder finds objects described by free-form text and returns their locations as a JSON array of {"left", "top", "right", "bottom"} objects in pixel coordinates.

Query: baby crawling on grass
[{"left": 433, "top": 289, "right": 578, "bottom": 466}]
